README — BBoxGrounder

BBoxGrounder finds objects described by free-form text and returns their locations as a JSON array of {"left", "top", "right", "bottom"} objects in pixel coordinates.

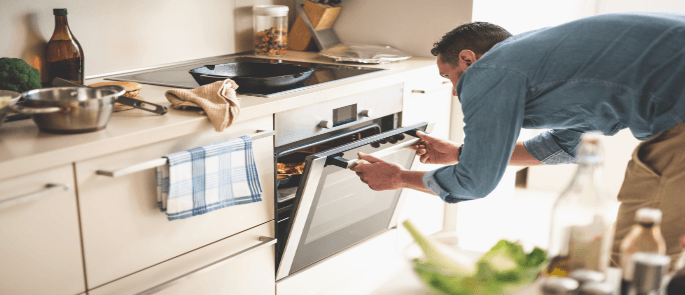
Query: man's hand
[
  {"left": 409, "top": 131, "right": 461, "bottom": 165},
  {"left": 350, "top": 152, "right": 407, "bottom": 191}
]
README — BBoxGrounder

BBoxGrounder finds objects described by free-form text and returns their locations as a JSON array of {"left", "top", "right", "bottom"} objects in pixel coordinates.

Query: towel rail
[
  {"left": 135, "top": 236, "right": 276, "bottom": 295},
  {"left": 95, "top": 130, "right": 275, "bottom": 178},
  {"left": 0, "top": 183, "right": 70, "bottom": 211}
]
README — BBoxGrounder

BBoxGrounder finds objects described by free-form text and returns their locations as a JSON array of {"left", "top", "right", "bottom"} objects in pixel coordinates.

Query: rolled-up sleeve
[
  {"left": 523, "top": 129, "right": 583, "bottom": 164},
  {"left": 423, "top": 67, "right": 528, "bottom": 203}
]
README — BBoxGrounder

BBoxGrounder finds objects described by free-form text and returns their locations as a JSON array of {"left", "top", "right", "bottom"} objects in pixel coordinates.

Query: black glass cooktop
[{"left": 107, "top": 56, "right": 386, "bottom": 97}]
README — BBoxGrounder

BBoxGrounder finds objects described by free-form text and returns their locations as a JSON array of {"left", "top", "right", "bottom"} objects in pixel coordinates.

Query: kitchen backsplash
[{"left": 0, "top": 0, "right": 293, "bottom": 79}]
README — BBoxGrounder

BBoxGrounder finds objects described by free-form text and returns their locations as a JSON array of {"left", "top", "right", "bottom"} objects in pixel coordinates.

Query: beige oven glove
[{"left": 165, "top": 79, "right": 240, "bottom": 132}]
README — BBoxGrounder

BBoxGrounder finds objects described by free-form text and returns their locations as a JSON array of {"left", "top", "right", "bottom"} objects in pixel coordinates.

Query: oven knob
[
  {"left": 319, "top": 120, "right": 333, "bottom": 129},
  {"left": 359, "top": 109, "right": 374, "bottom": 118}
]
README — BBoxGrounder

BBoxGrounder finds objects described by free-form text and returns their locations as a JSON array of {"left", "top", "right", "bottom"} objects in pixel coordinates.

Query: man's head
[{"left": 432, "top": 22, "right": 511, "bottom": 95}]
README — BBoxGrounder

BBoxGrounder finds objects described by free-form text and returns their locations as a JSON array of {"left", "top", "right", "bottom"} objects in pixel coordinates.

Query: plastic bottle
[
  {"left": 46, "top": 8, "right": 84, "bottom": 85},
  {"left": 546, "top": 134, "right": 617, "bottom": 277},
  {"left": 619, "top": 208, "right": 667, "bottom": 295}
]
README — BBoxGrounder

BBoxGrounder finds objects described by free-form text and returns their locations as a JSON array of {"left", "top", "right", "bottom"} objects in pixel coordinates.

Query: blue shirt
[{"left": 423, "top": 12, "right": 685, "bottom": 203}]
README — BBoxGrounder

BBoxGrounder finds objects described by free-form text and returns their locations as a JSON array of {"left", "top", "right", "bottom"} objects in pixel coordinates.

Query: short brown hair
[{"left": 431, "top": 22, "right": 511, "bottom": 66}]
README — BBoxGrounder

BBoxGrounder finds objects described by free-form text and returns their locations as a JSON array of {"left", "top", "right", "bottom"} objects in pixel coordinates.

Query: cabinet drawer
[
  {"left": 89, "top": 221, "right": 275, "bottom": 295},
  {"left": 75, "top": 115, "right": 275, "bottom": 288},
  {"left": 0, "top": 164, "right": 85, "bottom": 295}
]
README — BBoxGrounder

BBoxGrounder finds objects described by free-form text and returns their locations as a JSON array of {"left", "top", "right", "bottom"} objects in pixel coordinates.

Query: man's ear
[{"left": 459, "top": 50, "right": 477, "bottom": 66}]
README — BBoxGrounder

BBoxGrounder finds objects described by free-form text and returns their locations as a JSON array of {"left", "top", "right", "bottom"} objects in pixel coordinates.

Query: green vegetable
[
  {"left": 403, "top": 220, "right": 548, "bottom": 295},
  {"left": 0, "top": 57, "right": 42, "bottom": 93},
  {"left": 403, "top": 220, "right": 476, "bottom": 277}
]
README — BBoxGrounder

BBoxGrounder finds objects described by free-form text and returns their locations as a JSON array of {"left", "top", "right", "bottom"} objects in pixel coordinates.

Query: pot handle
[{"left": 10, "top": 104, "right": 61, "bottom": 114}]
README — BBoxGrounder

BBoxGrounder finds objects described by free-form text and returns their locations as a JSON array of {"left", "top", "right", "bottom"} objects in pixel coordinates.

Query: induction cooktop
[{"left": 107, "top": 56, "right": 387, "bottom": 97}]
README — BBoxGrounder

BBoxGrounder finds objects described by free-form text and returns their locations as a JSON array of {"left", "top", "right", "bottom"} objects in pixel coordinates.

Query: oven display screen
[{"left": 333, "top": 104, "right": 357, "bottom": 126}]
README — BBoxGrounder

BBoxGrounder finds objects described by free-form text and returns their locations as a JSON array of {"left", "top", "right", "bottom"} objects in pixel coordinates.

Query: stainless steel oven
[{"left": 272, "top": 83, "right": 432, "bottom": 280}]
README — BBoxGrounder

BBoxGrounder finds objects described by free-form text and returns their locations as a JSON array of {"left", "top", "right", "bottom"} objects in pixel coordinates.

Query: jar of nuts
[{"left": 253, "top": 5, "right": 289, "bottom": 56}]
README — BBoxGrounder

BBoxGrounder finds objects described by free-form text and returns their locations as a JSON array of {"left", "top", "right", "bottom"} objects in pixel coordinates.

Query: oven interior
[{"left": 274, "top": 113, "right": 400, "bottom": 267}]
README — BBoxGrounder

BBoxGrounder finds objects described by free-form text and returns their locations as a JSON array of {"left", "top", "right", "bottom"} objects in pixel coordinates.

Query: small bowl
[{"left": 0, "top": 90, "right": 22, "bottom": 130}]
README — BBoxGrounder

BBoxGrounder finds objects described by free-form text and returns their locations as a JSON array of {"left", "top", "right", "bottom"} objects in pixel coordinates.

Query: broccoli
[{"left": 0, "top": 57, "right": 42, "bottom": 93}]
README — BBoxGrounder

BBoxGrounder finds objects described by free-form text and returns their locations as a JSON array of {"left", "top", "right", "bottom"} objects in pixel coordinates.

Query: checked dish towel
[{"left": 156, "top": 135, "right": 263, "bottom": 221}]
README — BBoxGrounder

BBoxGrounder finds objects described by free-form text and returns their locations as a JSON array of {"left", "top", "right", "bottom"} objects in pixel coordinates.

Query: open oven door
[{"left": 276, "top": 122, "right": 434, "bottom": 280}]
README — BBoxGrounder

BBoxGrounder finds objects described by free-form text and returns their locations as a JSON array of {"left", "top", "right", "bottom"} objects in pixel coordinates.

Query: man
[{"left": 351, "top": 12, "right": 685, "bottom": 265}]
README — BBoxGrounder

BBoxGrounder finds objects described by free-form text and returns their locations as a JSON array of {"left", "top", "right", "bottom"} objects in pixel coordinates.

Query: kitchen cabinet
[
  {"left": 0, "top": 164, "right": 86, "bottom": 295},
  {"left": 89, "top": 221, "right": 275, "bottom": 295},
  {"left": 276, "top": 228, "right": 398, "bottom": 295},
  {"left": 397, "top": 76, "right": 454, "bottom": 250},
  {"left": 75, "top": 115, "right": 275, "bottom": 288}
]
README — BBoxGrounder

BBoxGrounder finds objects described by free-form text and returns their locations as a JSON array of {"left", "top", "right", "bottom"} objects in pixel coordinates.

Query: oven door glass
[{"left": 277, "top": 122, "right": 431, "bottom": 279}]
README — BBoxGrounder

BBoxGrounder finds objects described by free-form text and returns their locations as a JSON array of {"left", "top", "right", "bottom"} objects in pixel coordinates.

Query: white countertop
[{"left": 0, "top": 51, "right": 438, "bottom": 180}]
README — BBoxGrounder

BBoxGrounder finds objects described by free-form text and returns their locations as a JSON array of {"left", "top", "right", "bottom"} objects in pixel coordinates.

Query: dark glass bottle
[{"left": 46, "top": 8, "right": 84, "bottom": 85}]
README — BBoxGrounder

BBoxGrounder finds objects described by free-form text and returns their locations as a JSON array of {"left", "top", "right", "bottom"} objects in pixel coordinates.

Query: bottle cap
[
  {"left": 569, "top": 269, "right": 606, "bottom": 284},
  {"left": 541, "top": 277, "right": 579, "bottom": 295},
  {"left": 631, "top": 252, "right": 671, "bottom": 294},
  {"left": 253, "top": 5, "right": 289, "bottom": 16},
  {"left": 53, "top": 8, "right": 68, "bottom": 16},
  {"left": 577, "top": 282, "right": 614, "bottom": 295},
  {"left": 580, "top": 132, "right": 603, "bottom": 144},
  {"left": 635, "top": 208, "right": 662, "bottom": 224}
]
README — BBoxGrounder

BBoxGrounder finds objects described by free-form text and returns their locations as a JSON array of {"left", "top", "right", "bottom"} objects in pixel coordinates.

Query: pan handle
[
  {"left": 116, "top": 96, "right": 168, "bottom": 115},
  {"left": 10, "top": 104, "right": 61, "bottom": 115}
]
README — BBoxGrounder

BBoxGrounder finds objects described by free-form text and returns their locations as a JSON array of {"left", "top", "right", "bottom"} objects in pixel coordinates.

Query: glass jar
[
  {"left": 253, "top": 5, "right": 288, "bottom": 56},
  {"left": 546, "top": 134, "right": 618, "bottom": 277}
]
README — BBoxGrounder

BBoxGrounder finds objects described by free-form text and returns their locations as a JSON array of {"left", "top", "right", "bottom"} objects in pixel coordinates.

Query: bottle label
[{"left": 567, "top": 215, "right": 609, "bottom": 271}]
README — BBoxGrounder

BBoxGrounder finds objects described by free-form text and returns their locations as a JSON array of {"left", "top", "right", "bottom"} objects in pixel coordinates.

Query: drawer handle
[
  {"left": 96, "top": 130, "right": 275, "bottom": 178},
  {"left": 410, "top": 80, "right": 452, "bottom": 94},
  {"left": 0, "top": 183, "right": 70, "bottom": 210},
  {"left": 135, "top": 236, "right": 276, "bottom": 295}
]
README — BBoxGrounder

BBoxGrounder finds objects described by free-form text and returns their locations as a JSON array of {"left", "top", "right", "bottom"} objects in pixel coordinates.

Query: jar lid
[
  {"left": 635, "top": 208, "right": 662, "bottom": 224},
  {"left": 569, "top": 269, "right": 606, "bottom": 284},
  {"left": 253, "top": 5, "right": 289, "bottom": 16},
  {"left": 541, "top": 277, "right": 579, "bottom": 295},
  {"left": 53, "top": 8, "right": 68, "bottom": 16}
]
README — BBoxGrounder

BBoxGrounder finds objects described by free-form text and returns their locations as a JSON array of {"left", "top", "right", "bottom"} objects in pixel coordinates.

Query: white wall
[
  {"left": 0, "top": 0, "right": 293, "bottom": 80},
  {"left": 333, "top": 0, "right": 473, "bottom": 58}
]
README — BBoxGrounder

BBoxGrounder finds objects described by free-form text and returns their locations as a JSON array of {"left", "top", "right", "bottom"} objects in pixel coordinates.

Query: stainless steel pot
[{"left": 12, "top": 86, "right": 125, "bottom": 134}]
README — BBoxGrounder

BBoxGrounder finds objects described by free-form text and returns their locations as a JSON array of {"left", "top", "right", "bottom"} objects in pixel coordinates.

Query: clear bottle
[
  {"left": 619, "top": 208, "right": 667, "bottom": 295},
  {"left": 252, "top": 5, "right": 288, "bottom": 56},
  {"left": 546, "top": 134, "right": 617, "bottom": 277},
  {"left": 46, "top": 8, "right": 84, "bottom": 85}
]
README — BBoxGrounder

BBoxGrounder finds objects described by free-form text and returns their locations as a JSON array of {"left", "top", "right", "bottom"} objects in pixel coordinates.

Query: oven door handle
[{"left": 325, "top": 137, "right": 422, "bottom": 169}]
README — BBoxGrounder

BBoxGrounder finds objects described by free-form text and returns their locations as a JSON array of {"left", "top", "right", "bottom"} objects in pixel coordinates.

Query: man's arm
[
  {"left": 412, "top": 131, "right": 543, "bottom": 167},
  {"left": 510, "top": 141, "right": 544, "bottom": 166}
]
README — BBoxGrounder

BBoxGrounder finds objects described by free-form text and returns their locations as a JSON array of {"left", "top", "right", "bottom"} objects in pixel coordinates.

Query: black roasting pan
[{"left": 189, "top": 62, "right": 315, "bottom": 92}]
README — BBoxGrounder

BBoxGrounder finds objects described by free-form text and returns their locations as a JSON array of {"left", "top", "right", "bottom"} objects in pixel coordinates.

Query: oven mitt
[{"left": 164, "top": 79, "right": 240, "bottom": 132}]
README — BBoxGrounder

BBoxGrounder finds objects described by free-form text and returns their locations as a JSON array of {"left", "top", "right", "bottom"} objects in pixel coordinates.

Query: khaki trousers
[{"left": 612, "top": 121, "right": 685, "bottom": 266}]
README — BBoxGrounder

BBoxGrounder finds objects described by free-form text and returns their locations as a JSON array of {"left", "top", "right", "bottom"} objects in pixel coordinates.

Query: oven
[{"left": 272, "top": 83, "right": 432, "bottom": 280}]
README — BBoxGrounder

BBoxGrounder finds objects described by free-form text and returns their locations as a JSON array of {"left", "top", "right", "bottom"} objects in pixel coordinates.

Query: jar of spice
[{"left": 252, "top": 5, "right": 288, "bottom": 56}]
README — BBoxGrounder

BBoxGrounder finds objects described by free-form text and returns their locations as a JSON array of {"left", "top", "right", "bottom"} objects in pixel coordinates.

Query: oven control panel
[{"left": 274, "top": 83, "right": 403, "bottom": 147}]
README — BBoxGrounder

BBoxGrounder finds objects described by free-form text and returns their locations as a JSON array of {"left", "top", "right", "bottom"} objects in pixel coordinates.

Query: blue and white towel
[{"left": 156, "top": 136, "right": 262, "bottom": 221}]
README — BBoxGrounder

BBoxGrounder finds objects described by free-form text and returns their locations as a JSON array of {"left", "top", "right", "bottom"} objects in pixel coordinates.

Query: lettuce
[{"left": 403, "top": 220, "right": 548, "bottom": 295}]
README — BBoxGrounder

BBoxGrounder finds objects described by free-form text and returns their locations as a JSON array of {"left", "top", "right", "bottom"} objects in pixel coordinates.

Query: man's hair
[{"left": 431, "top": 22, "right": 512, "bottom": 66}]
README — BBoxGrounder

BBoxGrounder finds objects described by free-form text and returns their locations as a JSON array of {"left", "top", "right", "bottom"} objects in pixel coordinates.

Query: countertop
[{"left": 0, "top": 51, "right": 439, "bottom": 180}]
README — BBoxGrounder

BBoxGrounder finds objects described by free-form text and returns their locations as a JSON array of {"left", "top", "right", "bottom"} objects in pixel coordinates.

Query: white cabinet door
[
  {"left": 0, "top": 164, "right": 85, "bottom": 295},
  {"left": 398, "top": 76, "right": 453, "bottom": 249},
  {"left": 89, "top": 221, "right": 275, "bottom": 295},
  {"left": 75, "top": 115, "right": 275, "bottom": 288}
]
